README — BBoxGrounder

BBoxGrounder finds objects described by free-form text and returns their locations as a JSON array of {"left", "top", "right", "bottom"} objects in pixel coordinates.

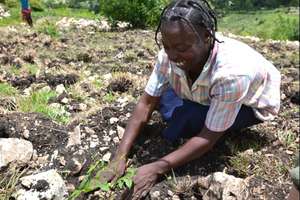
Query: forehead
[{"left": 161, "top": 20, "right": 198, "bottom": 45}]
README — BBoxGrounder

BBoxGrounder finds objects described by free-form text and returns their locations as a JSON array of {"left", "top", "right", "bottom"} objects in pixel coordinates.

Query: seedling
[{"left": 69, "top": 161, "right": 136, "bottom": 200}]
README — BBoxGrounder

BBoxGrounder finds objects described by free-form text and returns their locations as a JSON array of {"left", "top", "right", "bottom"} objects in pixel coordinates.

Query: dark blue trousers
[{"left": 159, "top": 88, "right": 263, "bottom": 141}]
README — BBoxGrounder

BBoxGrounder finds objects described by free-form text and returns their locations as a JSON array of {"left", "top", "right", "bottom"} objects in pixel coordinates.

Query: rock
[
  {"left": 23, "top": 129, "right": 30, "bottom": 139},
  {"left": 72, "top": 103, "right": 87, "bottom": 112},
  {"left": 84, "top": 127, "right": 95, "bottom": 135},
  {"left": 197, "top": 172, "right": 249, "bottom": 200},
  {"left": 67, "top": 125, "right": 81, "bottom": 147},
  {"left": 0, "top": 138, "right": 33, "bottom": 168},
  {"left": 13, "top": 170, "right": 67, "bottom": 200},
  {"left": 99, "top": 147, "right": 109, "bottom": 152},
  {"left": 102, "top": 152, "right": 111, "bottom": 162},
  {"left": 117, "top": 125, "right": 125, "bottom": 139},
  {"left": 55, "top": 84, "right": 66, "bottom": 95},
  {"left": 150, "top": 190, "right": 160, "bottom": 199},
  {"left": 66, "top": 157, "right": 86, "bottom": 175},
  {"left": 109, "top": 117, "right": 119, "bottom": 124}
]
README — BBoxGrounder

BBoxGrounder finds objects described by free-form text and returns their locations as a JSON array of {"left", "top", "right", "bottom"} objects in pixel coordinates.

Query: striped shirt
[{"left": 145, "top": 34, "right": 281, "bottom": 132}]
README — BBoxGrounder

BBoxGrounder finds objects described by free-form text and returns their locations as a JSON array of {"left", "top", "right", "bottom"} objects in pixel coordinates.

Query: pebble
[
  {"left": 102, "top": 152, "right": 111, "bottom": 162},
  {"left": 109, "top": 117, "right": 119, "bottom": 124},
  {"left": 117, "top": 125, "right": 125, "bottom": 139},
  {"left": 23, "top": 129, "right": 30, "bottom": 139}
]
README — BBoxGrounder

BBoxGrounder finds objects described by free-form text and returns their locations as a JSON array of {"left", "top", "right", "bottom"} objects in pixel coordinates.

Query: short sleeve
[
  {"left": 145, "top": 50, "right": 169, "bottom": 97},
  {"left": 205, "top": 76, "right": 251, "bottom": 132}
]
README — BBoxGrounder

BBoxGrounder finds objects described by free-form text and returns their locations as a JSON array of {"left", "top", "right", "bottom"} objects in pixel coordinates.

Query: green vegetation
[
  {"left": 0, "top": 165, "right": 27, "bottom": 200},
  {"left": 103, "top": 92, "right": 117, "bottom": 103},
  {"left": 69, "top": 160, "right": 136, "bottom": 200},
  {"left": 36, "top": 19, "right": 59, "bottom": 37},
  {"left": 18, "top": 90, "right": 70, "bottom": 124},
  {"left": 0, "top": 83, "right": 18, "bottom": 97},
  {"left": 99, "top": 0, "right": 169, "bottom": 28},
  {"left": 219, "top": 8, "right": 299, "bottom": 40}
]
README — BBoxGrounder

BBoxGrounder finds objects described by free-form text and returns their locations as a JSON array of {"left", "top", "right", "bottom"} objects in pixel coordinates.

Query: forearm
[
  {"left": 117, "top": 93, "right": 159, "bottom": 157},
  {"left": 156, "top": 127, "right": 224, "bottom": 174}
]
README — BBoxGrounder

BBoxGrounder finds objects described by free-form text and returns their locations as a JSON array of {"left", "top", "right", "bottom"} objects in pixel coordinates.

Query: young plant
[{"left": 69, "top": 161, "right": 136, "bottom": 200}]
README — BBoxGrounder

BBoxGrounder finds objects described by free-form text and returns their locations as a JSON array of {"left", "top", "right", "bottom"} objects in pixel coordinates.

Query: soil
[{"left": 0, "top": 22, "right": 298, "bottom": 200}]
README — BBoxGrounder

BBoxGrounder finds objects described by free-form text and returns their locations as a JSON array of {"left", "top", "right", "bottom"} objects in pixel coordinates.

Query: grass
[
  {"left": 17, "top": 89, "right": 70, "bottom": 124},
  {"left": 0, "top": 6, "right": 96, "bottom": 27},
  {"left": 0, "top": 165, "right": 28, "bottom": 200},
  {"left": 219, "top": 8, "right": 299, "bottom": 40},
  {"left": 0, "top": 83, "right": 18, "bottom": 97}
]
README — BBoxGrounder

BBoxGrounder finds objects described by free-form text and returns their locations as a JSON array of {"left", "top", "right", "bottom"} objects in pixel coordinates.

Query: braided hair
[{"left": 155, "top": 0, "right": 221, "bottom": 49}]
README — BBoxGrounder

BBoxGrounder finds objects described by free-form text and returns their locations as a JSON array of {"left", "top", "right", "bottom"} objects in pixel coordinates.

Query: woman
[
  {"left": 100, "top": 0, "right": 281, "bottom": 199},
  {"left": 20, "top": 0, "right": 32, "bottom": 26}
]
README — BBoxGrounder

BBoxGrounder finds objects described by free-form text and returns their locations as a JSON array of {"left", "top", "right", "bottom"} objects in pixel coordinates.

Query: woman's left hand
[{"left": 132, "top": 163, "right": 162, "bottom": 200}]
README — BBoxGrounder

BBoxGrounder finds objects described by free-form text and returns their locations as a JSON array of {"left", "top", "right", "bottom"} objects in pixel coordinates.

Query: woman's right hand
[{"left": 99, "top": 154, "right": 127, "bottom": 183}]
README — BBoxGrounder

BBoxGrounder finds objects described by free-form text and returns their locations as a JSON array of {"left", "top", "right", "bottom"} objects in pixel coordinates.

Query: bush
[
  {"left": 99, "top": 0, "right": 169, "bottom": 28},
  {"left": 272, "top": 14, "right": 299, "bottom": 40}
]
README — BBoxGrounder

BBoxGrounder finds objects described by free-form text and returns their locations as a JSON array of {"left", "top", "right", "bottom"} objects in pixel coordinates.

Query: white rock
[
  {"left": 84, "top": 127, "right": 95, "bottom": 135},
  {"left": 117, "top": 126, "right": 125, "bottom": 139},
  {"left": 55, "top": 84, "right": 66, "bottom": 95},
  {"left": 197, "top": 172, "right": 249, "bottom": 200},
  {"left": 102, "top": 152, "right": 111, "bottom": 162},
  {"left": 23, "top": 129, "right": 30, "bottom": 139},
  {"left": 109, "top": 129, "right": 116, "bottom": 135},
  {"left": 90, "top": 140, "right": 99, "bottom": 148},
  {"left": 150, "top": 190, "right": 160, "bottom": 199},
  {"left": 61, "top": 97, "right": 69, "bottom": 104},
  {"left": 99, "top": 147, "right": 109, "bottom": 152},
  {"left": 0, "top": 138, "right": 33, "bottom": 168},
  {"left": 102, "top": 73, "right": 112, "bottom": 81},
  {"left": 67, "top": 125, "right": 81, "bottom": 147},
  {"left": 113, "top": 137, "right": 120, "bottom": 144},
  {"left": 109, "top": 117, "right": 119, "bottom": 124},
  {"left": 13, "top": 170, "right": 67, "bottom": 200}
]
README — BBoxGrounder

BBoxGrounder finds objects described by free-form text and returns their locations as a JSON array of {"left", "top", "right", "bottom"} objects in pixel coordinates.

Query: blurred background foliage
[{"left": 0, "top": 0, "right": 299, "bottom": 40}]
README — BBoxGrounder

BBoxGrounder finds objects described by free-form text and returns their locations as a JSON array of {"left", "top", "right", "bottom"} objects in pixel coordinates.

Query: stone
[
  {"left": 67, "top": 125, "right": 81, "bottom": 147},
  {"left": 55, "top": 84, "right": 66, "bottom": 95},
  {"left": 66, "top": 157, "right": 86, "bottom": 175},
  {"left": 117, "top": 125, "right": 125, "bottom": 139},
  {"left": 84, "top": 127, "right": 95, "bottom": 135},
  {"left": 150, "top": 190, "right": 160, "bottom": 199},
  {"left": 23, "top": 129, "right": 30, "bottom": 139},
  {"left": 197, "top": 172, "right": 249, "bottom": 200},
  {"left": 0, "top": 138, "right": 33, "bottom": 168},
  {"left": 13, "top": 170, "right": 67, "bottom": 200},
  {"left": 109, "top": 117, "right": 119, "bottom": 124},
  {"left": 102, "top": 152, "right": 111, "bottom": 162}
]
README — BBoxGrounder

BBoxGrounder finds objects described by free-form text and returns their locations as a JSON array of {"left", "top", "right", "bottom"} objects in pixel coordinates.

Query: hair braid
[{"left": 155, "top": 0, "right": 222, "bottom": 49}]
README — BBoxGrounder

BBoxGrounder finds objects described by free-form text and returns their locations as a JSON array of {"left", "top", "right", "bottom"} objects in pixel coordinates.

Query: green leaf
[
  {"left": 124, "top": 179, "right": 133, "bottom": 188},
  {"left": 99, "top": 183, "right": 110, "bottom": 192}
]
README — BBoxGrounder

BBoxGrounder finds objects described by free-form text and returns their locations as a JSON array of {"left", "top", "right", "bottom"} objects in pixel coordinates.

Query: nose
[{"left": 165, "top": 49, "right": 179, "bottom": 62}]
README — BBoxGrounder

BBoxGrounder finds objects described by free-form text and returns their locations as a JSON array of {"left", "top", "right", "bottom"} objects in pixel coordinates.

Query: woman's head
[{"left": 155, "top": 0, "right": 219, "bottom": 71}]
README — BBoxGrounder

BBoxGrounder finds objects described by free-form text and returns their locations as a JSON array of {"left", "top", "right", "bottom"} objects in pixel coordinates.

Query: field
[{"left": 0, "top": 5, "right": 299, "bottom": 200}]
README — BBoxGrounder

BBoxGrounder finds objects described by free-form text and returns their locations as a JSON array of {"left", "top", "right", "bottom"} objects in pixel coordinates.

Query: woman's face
[{"left": 161, "top": 20, "right": 211, "bottom": 72}]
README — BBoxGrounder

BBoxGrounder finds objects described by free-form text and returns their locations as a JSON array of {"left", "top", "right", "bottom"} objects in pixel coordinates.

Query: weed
[
  {"left": 103, "top": 92, "right": 117, "bottom": 103},
  {"left": 36, "top": 19, "right": 60, "bottom": 37},
  {"left": 91, "top": 79, "right": 103, "bottom": 90},
  {"left": 17, "top": 89, "right": 70, "bottom": 124},
  {"left": 277, "top": 130, "right": 298, "bottom": 149},
  {"left": 0, "top": 83, "right": 18, "bottom": 97},
  {"left": 25, "top": 64, "right": 40, "bottom": 76},
  {"left": 0, "top": 164, "right": 28, "bottom": 200}
]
